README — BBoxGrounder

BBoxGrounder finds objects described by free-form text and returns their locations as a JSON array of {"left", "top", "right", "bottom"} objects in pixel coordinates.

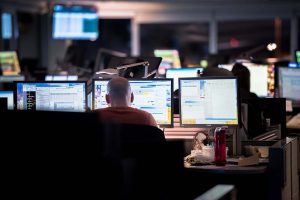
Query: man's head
[{"left": 106, "top": 77, "right": 134, "bottom": 107}]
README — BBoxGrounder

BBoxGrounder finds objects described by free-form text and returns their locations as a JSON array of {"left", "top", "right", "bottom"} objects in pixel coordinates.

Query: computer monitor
[
  {"left": 243, "top": 63, "right": 269, "bottom": 97},
  {"left": 179, "top": 77, "right": 239, "bottom": 127},
  {"left": 15, "top": 81, "right": 87, "bottom": 112},
  {"left": 93, "top": 79, "right": 173, "bottom": 127},
  {"left": 219, "top": 63, "right": 270, "bottom": 97},
  {"left": 242, "top": 98, "right": 286, "bottom": 139},
  {"left": 277, "top": 67, "right": 300, "bottom": 101},
  {"left": 2, "top": 13, "right": 12, "bottom": 39},
  {"left": 52, "top": 5, "right": 99, "bottom": 40},
  {"left": 0, "top": 91, "right": 13, "bottom": 110},
  {"left": 296, "top": 50, "right": 300, "bottom": 63},
  {"left": 45, "top": 75, "right": 78, "bottom": 81},
  {"left": 166, "top": 68, "right": 203, "bottom": 91},
  {"left": 0, "top": 51, "right": 21, "bottom": 76},
  {"left": 154, "top": 50, "right": 181, "bottom": 75}
]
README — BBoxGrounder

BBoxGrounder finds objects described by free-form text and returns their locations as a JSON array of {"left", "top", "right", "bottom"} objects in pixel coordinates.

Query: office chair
[
  {"left": 108, "top": 123, "right": 187, "bottom": 200},
  {"left": 0, "top": 110, "right": 122, "bottom": 199}
]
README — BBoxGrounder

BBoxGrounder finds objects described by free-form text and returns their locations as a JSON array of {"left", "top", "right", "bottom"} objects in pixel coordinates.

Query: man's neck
[{"left": 110, "top": 101, "right": 130, "bottom": 107}]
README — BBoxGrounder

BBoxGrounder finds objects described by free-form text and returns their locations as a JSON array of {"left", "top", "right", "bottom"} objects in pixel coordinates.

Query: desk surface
[{"left": 185, "top": 164, "right": 267, "bottom": 174}]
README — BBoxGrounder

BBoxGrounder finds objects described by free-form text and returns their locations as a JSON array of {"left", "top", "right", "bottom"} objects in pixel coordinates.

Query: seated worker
[
  {"left": 231, "top": 62, "right": 258, "bottom": 100},
  {"left": 95, "top": 76, "right": 157, "bottom": 127}
]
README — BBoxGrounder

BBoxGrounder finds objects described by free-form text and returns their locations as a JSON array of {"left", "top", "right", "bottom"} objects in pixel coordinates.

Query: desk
[
  {"left": 185, "top": 164, "right": 267, "bottom": 174},
  {"left": 183, "top": 164, "right": 268, "bottom": 200}
]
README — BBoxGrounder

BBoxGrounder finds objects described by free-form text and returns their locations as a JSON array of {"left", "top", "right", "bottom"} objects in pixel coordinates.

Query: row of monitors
[
  {"left": 167, "top": 63, "right": 300, "bottom": 99},
  {"left": 1, "top": 70, "right": 299, "bottom": 127},
  {"left": 0, "top": 78, "right": 239, "bottom": 128}
]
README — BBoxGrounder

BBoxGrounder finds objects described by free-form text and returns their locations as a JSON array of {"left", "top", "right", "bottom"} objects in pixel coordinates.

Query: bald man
[{"left": 96, "top": 77, "right": 157, "bottom": 127}]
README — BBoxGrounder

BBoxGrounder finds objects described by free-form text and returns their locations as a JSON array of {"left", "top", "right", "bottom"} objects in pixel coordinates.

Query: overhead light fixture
[{"left": 267, "top": 43, "right": 277, "bottom": 51}]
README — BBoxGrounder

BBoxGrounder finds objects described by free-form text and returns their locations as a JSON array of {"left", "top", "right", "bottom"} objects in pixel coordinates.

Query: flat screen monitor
[
  {"left": 278, "top": 67, "right": 300, "bottom": 101},
  {"left": 166, "top": 68, "right": 203, "bottom": 91},
  {"left": 243, "top": 63, "right": 269, "bottom": 97},
  {"left": 45, "top": 75, "right": 78, "bottom": 81},
  {"left": 219, "top": 63, "right": 270, "bottom": 97},
  {"left": 1, "top": 13, "right": 12, "bottom": 39},
  {"left": 242, "top": 98, "right": 286, "bottom": 139},
  {"left": 296, "top": 50, "right": 300, "bottom": 63},
  {"left": 0, "top": 91, "right": 13, "bottom": 110},
  {"left": 154, "top": 50, "right": 181, "bottom": 75},
  {"left": 15, "top": 82, "right": 86, "bottom": 112},
  {"left": 93, "top": 79, "right": 173, "bottom": 127},
  {"left": 179, "top": 77, "right": 239, "bottom": 127},
  {"left": 0, "top": 51, "right": 21, "bottom": 76},
  {"left": 52, "top": 5, "right": 99, "bottom": 40}
]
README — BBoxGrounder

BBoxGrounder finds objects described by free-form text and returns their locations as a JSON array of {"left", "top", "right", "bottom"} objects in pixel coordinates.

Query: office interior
[{"left": 1, "top": 0, "right": 300, "bottom": 199}]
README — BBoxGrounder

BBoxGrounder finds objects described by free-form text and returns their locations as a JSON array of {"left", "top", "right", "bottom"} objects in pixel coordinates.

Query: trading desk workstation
[{"left": 1, "top": 6, "right": 300, "bottom": 198}]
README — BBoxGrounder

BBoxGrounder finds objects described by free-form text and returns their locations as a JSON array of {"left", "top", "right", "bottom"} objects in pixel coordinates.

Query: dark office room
[{"left": 0, "top": 0, "right": 300, "bottom": 199}]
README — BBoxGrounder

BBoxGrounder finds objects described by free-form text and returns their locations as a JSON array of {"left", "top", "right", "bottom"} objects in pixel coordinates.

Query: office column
[
  {"left": 131, "top": 19, "right": 140, "bottom": 56},
  {"left": 209, "top": 14, "right": 218, "bottom": 54},
  {"left": 290, "top": 13, "right": 298, "bottom": 61}
]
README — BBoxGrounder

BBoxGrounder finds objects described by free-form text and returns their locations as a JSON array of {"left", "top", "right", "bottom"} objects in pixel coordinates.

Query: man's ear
[
  {"left": 105, "top": 94, "right": 110, "bottom": 104},
  {"left": 131, "top": 92, "right": 134, "bottom": 103}
]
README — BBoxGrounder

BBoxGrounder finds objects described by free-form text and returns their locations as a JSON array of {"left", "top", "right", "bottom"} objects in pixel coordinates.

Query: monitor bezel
[
  {"left": 14, "top": 81, "right": 87, "bottom": 111},
  {"left": 92, "top": 78, "right": 174, "bottom": 128},
  {"left": 179, "top": 76, "right": 240, "bottom": 128}
]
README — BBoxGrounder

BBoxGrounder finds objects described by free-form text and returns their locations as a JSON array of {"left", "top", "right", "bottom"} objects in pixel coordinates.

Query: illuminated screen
[
  {"left": 0, "top": 51, "right": 21, "bottom": 76},
  {"left": 0, "top": 91, "right": 13, "bottom": 110},
  {"left": 296, "top": 51, "right": 300, "bottom": 63},
  {"left": 52, "top": 5, "right": 98, "bottom": 40},
  {"left": 278, "top": 67, "right": 300, "bottom": 100},
  {"left": 93, "top": 79, "right": 173, "bottom": 127},
  {"left": 166, "top": 68, "right": 203, "bottom": 91},
  {"left": 87, "top": 92, "right": 92, "bottom": 110},
  {"left": 45, "top": 75, "right": 78, "bottom": 81},
  {"left": 154, "top": 50, "right": 181, "bottom": 75},
  {"left": 244, "top": 64, "right": 269, "bottom": 97},
  {"left": 219, "top": 63, "right": 272, "bottom": 97},
  {"left": 16, "top": 82, "right": 86, "bottom": 112},
  {"left": 2, "top": 13, "right": 12, "bottom": 39},
  {"left": 179, "top": 77, "right": 239, "bottom": 127}
]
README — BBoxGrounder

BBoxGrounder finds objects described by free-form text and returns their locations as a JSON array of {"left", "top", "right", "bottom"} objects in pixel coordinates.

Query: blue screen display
[
  {"left": 2, "top": 13, "right": 12, "bottom": 39},
  {"left": 52, "top": 5, "right": 99, "bottom": 40}
]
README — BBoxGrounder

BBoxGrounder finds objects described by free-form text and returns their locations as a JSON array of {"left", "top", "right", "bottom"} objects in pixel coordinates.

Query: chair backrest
[{"left": 0, "top": 110, "right": 120, "bottom": 199}]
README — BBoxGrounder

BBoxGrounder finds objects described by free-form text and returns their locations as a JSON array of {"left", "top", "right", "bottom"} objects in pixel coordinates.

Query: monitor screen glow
[
  {"left": 45, "top": 75, "right": 78, "bottom": 81},
  {"left": 52, "top": 5, "right": 99, "bottom": 40},
  {"left": 93, "top": 79, "right": 173, "bottom": 127},
  {"left": 154, "top": 50, "right": 182, "bottom": 75},
  {"left": 296, "top": 50, "right": 300, "bottom": 63},
  {"left": 180, "top": 78, "right": 239, "bottom": 127},
  {"left": 244, "top": 64, "right": 269, "bottom": 97},
  {"left": 16, "top": 82, "right": 86, "bottom": 112},
  {"left": 0, "top": 91, "right": 14, "bottom": 110},
  {"left": 278, "top": 67, "right": 300, "bottom": 101},
  {"left": 0, "top": 51, "right": 21, "bottom": 76},
  {"left": 2, "top": 13, "right": 12, "bottom": 39},
  {"left": 219, "top": 63, "right": 270, "bottom": 97},
  {"left": 166, "top": 68, "right": 203, "bottom": 91}
]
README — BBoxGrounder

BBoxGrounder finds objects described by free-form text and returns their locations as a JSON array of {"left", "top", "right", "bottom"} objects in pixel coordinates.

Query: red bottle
[{"left": 214, "top": 126, "right": 227, "bottom": 166}]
